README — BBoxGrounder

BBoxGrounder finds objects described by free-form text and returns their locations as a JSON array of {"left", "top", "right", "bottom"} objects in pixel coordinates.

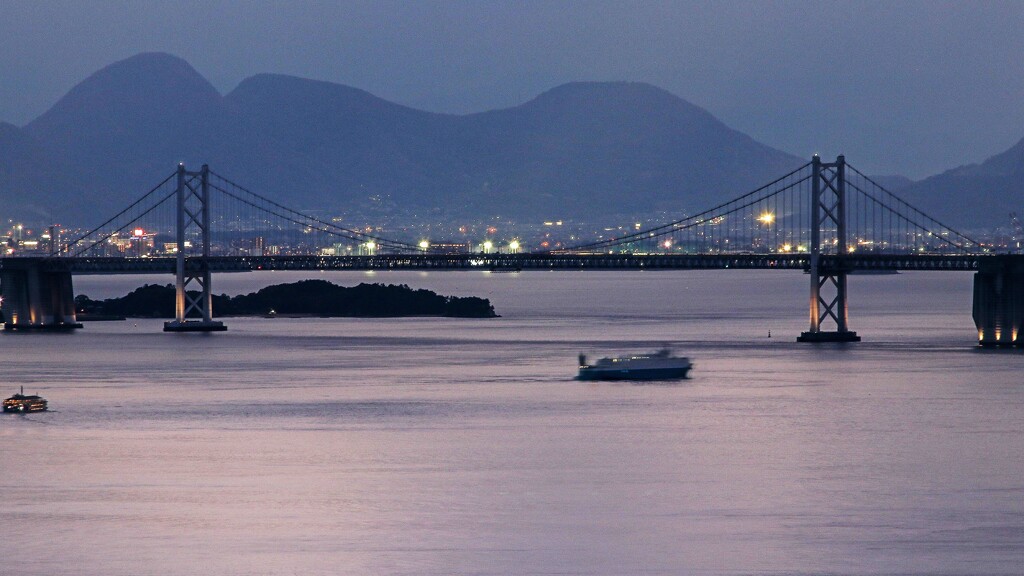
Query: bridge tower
[
  {"left": 163, "top": 164, "right": 226, "bottom": 332},
  {"left": 798, "top": 155, "right": 860, "bottom": 342}
]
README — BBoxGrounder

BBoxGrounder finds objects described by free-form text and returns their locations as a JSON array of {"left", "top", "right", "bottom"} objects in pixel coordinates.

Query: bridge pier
[
  {"left": 0, "top": 260, "right": 82, "bottom": 331},
  {"left": 798, "top": 260, "right": 860, "bottom": 342},
  {"left": 973, "top": 255, "right": 1024, "bottom": 347}
]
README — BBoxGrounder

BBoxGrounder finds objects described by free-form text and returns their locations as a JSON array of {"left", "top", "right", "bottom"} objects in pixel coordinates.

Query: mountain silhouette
[
  {"left": 896, "top": 138, "right": 1024, "bottom": 229},
  {"left": 24, "top": 53, "right": 225, "bottom": 186},
  {"left": 5, "top": 52, "right": 1012, "bottom": 232},
  {"left": 0, "top": 52, "right": 809, "bottom": 228},
  {"left": 0, "top": 121, "right": 79, "bottom": 220}
]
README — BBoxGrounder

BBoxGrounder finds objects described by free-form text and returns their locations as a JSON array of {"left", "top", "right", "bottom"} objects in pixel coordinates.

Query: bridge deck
[{"left": 0, "top": 253, "right": 989, "bottom": 274}]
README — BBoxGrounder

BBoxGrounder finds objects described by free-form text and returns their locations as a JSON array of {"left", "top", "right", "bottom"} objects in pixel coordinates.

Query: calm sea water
[{"left": 2, "top": 270, "right": 1022, "bottom": 575}]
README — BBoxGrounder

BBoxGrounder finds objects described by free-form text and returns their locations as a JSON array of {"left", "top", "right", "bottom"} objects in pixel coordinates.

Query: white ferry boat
[{"left": 577, "top": 349, "right": 692, "bottom": 381}]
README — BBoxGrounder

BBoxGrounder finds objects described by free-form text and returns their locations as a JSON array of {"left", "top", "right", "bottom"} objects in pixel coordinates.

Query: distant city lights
[{"left": 0, "top": 201, "right": 1015, "bottom": 261}]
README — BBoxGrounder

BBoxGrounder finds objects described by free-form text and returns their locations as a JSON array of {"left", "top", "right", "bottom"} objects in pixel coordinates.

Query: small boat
[
  {"left": 3, "top": 387, "right": 48, "bottom": 413},
  {"left": 577, "top": 349, "right": 692, "bottom": 381}
]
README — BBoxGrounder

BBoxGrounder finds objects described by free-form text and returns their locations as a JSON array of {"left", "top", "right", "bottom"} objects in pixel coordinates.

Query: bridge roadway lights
[
  {"left": 973, "top": 255, "right": 1024, "bottom": 347},
  {"left": 163, "top": 320, "right": 227, "bottom": 332}
]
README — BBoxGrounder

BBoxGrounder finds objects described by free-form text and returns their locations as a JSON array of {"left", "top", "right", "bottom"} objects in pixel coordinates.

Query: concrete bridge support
[
  {"left": 973, "top": 255, "right": 1024, "bottom": 346},
  {"left": 0, "top": 260, "right": 82, "bottom": 330}
]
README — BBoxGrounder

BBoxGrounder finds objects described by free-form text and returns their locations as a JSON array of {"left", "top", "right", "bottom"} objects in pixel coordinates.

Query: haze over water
[{"left": 2, "top": 270, "right": 1022, "bottom": 575}]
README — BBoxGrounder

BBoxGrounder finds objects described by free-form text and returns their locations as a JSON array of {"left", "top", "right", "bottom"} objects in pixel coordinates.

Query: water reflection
[{"left": 2, "top": 271, "right": 1021, "bottom": 575}]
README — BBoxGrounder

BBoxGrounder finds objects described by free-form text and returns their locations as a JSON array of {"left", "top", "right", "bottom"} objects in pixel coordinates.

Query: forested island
[{"left": 75, "top": 280, "right": 497, "bottom": 319}]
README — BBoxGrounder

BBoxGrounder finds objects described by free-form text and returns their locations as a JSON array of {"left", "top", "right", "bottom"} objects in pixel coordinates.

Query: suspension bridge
[{"left": 1, "top": 155, "right": 1020, "bottom": 345}]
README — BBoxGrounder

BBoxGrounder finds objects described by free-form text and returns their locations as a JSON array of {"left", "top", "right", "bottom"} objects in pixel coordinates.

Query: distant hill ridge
[
  {"left": 896, "top": 137, "right": 1024, "bottom": 228},
  {"left": 0, "top": 52, "right": 1019, "bottom": 228}
]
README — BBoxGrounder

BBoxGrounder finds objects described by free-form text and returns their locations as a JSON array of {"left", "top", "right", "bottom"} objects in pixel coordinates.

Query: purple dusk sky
[{"left": 2, "top": 0, "right": 1021, "bottom": 179}]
